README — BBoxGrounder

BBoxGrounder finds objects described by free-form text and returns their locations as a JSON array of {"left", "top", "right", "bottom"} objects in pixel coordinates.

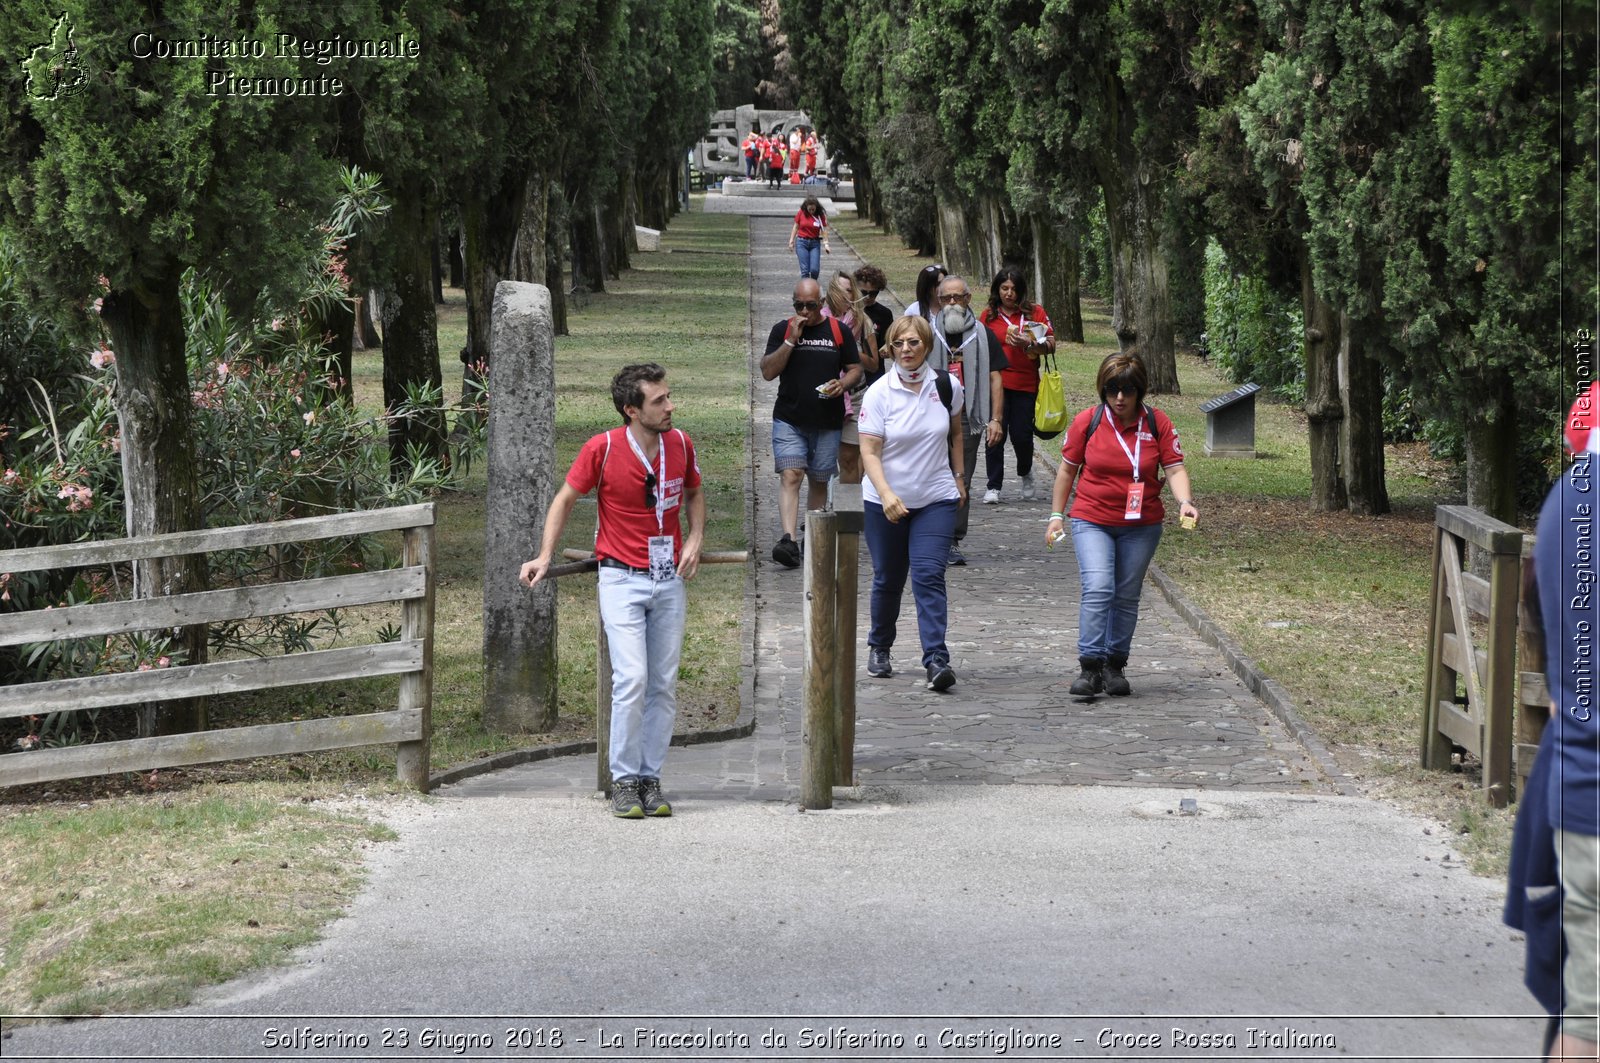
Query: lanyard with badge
[
  {"left": 1107, "top": 404, "right": 1146, "bottom": 520},
  {"left": 625, "top": 429, "right": 676, "bottom": 580}
]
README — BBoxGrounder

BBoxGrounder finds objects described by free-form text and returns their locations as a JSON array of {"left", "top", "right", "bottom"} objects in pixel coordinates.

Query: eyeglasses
[
  {"left": 793, "top": 300, "right": 820, "bottom": 311},
  {"left": 859, "top": 288, "right": 879, "bottom": 299},
  {"left": 644, "top": 472, "right": 658, "bottom": 509},
  {"left": 937, "top": 292, "right": 970, "bottom": 303},
  {"left": 890, "top": 338, "right": 922, "bottom": 350}
]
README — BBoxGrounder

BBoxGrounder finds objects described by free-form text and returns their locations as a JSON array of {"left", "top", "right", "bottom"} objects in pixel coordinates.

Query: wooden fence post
[
  {"left": 395, "top": 521, "right": 436, "bottom": 791},
  {"left": 802, "top": 510, "right": 839, "bottom": 810},
  {"left": 1419, "top": 505, "right": 1524, "bottom": 806},
  {"left": 833, "top": 483, "right": 863, "bottom": 785}
]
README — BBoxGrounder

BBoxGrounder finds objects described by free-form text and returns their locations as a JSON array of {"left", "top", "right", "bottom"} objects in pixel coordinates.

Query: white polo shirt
[{"left": 858, "top": 370, "right": 964, "bottom": 510}]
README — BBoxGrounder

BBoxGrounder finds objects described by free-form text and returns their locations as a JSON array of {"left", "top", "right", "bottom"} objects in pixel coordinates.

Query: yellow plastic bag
[{"left": 1033, "top": 353, "right": 1067, "bottom": 438}]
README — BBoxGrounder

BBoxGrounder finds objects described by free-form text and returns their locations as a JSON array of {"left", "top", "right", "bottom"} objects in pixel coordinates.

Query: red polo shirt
[
  {"left": 1061, "top": 405, "right": 1185, "bottom": 525},
  {"left": 566, "top": 426, "right": 701, "bottom": 568}
]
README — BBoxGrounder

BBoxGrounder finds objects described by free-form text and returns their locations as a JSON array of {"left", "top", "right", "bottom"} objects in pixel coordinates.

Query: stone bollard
[{"left": 482, "top": 282, "right": 559, "bottom": 733}]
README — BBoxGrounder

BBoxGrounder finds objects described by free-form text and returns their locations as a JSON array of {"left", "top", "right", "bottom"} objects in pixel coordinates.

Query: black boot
[
  {"left": 1104, "top": 653, "right": 1132, "bottom": 696},
  {"left": 1070, "top": 656, "right": 1105, "bottom": 697}
]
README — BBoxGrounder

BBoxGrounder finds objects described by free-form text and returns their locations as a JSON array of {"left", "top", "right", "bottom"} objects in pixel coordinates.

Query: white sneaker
[
  {"left": 1020, "top": 473, "right": 1037, "bottom": 501},
  {"left": 982, "top": 488, "right": 1001, "bottom": 505}
]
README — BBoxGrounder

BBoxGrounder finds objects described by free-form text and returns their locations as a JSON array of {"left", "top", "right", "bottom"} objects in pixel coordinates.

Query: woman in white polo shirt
[{"left": 858, "top": 315, "right": 966, "bottom": 692}]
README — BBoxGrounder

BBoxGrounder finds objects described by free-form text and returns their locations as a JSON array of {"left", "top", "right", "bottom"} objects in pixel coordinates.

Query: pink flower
[
  {"left": 90, "top": 346, "right": 114, "bottom": 370},
  {"left": 216, "top": 362, "right": 230, "bottom": 380},
  {"left": 91, "top": 297, "right": 103, "bottom": 315},
  {"left": 303, "top": 411, "right": 315, "bottom": 425},
  {"left": 270, "top": 317, "right": 284, "bottom": 331},
  {"left": 97, "top": 274, "right": 110, "bottom": 291},
  {"left": 137, "top": 662, "right": 152, "bottom": 671},
  {"left": 2, "top": 469, "right": 16, "bottom": 484},
  {"left": 290, "top": 448, "right": 301, "bottom": 458},
  {"left": 157, "top": 656, "right": 171, "bottom": 668}
]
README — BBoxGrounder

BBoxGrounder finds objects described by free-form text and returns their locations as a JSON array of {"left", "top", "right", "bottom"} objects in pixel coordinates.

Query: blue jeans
[
  {"left": 864, "top": 499, "right": 958, "bottom": 667},
  {"left": 597, "top": 567, "right": 687, "bottom": 780},
  {"left": 795, "top": 237, "right": 821, "bottom": 279},
  {"left": 1071, "top": 518, "right": 1163, "bottom": 660}
]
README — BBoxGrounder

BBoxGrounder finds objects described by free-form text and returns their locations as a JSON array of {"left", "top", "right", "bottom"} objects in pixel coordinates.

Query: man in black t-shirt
[
  {"left": 853, "top": 264, "right": 895, "bottom": 388},
  {"left": 761, "top": 278, "right": 861, "bottom": 568}
]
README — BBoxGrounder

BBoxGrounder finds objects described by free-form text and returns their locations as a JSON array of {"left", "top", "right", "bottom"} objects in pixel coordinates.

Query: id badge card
[
  {"left": 647, "top": 535, "right": 676, "bottom": 581},
  {"left": 1123, "top": 481, "right": 1145, "bottom": 521}
]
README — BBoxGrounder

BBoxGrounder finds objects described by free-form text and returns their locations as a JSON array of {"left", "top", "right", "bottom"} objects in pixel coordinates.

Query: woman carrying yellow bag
[{"left": 978, "top": 266, "right": 1056, "bottom": 502}]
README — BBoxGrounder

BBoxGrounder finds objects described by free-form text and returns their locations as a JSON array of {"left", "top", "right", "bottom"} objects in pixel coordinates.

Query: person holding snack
[
  {"left": 978, "top": 266, "right": 1056, "bottom": 503},
  {"left": 1046, "top": 351, "right": 1197, "bottom": 698},
  {"left": 762, "top": 278, "right": 861, "bottom": 568}
]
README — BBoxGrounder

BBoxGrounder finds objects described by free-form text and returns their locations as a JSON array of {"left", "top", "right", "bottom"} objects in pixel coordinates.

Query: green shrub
[{"left": 1202, "top": 239, "right": 1304, "bottom": 399}]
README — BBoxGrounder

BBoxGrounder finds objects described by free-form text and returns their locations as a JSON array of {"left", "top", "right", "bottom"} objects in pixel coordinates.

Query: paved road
[{"left": 0, "top": 193, "right": 1541, "bottom": 1061}]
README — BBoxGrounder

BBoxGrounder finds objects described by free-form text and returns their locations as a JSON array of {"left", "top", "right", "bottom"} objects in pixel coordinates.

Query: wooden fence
[
  {"left": 0, "top": 504, "right": 435, "bottom": 790},
  {"left": 1419, "top": 505, "right": 1530, "bottom": 806}
]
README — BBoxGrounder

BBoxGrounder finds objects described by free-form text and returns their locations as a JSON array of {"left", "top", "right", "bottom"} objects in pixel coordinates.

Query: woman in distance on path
[
  {"left": 1046, "top": 351, "right": 1198, "bottom": 698},
  {"left": 859, "top": 315, "right": 966, "bottom": 692},
  {"left": 788, "top": 194, "right": 830, "bottom": 280}
]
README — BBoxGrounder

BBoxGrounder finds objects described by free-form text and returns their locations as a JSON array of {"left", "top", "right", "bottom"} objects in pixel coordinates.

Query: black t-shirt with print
[{"left": 766, "top": 318, "right": 860, "bottom": 429}]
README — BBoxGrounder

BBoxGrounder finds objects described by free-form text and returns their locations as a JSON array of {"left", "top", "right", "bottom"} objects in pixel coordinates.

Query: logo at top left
[{"left": 25, "top": 14, "right": 90, "bottom": 101}]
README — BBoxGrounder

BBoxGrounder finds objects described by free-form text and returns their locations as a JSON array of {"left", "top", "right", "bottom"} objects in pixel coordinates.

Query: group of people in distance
[
  {"left": 742, "top": 126, "right": 819, "bottom": 190},
  {"left": 762, "top": 259, "right": 1199, "bottom": 703}
]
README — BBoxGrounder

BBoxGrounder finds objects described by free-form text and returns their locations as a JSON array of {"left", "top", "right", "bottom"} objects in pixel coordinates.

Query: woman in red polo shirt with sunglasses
[{"left": 1046, "top": 351, "right": 1198, "bottom": 699}]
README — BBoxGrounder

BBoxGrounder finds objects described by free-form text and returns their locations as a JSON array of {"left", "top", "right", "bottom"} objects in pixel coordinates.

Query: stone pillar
[{"left": 482, "top": 282, "right": 559, "bottom": 732}]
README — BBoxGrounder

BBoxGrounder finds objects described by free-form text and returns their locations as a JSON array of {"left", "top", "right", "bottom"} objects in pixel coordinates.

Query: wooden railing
[
  {"left": 1420, "top": 505, "right": 1525, "bottom": 806},
  {"left": 0, "top": 504, "right": 435, "bottom": 790}
]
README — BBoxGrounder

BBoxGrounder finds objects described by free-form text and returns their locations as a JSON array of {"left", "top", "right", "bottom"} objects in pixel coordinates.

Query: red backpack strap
[{"left": 828, "top": 316, "right": 842, "bottom": 348}]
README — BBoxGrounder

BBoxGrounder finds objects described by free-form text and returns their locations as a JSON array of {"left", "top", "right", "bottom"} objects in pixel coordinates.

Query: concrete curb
[{"left": 1145, "top": 561, "right": 1359, "bottom": 797}]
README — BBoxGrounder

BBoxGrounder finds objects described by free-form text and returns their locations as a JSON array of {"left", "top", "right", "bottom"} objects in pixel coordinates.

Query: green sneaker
[
  {"left": 639, "top": 777, "right": 672, "bottom": 817},
  {"left": 610, "top": 779, "right": 644, "bottom": 819}
]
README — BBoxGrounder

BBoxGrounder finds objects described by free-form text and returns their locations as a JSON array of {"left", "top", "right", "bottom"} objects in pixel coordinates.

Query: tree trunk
[
  {"left": 603, "top": 167, "right": 636, "bottom": 279},
  {"left": 513, "top": 171, "right": 550, "bottom": 287},
  {"left": 1165, "top": 190, "right": 1207, "bottom": 350},
  {"left": 447, "top": 227, "right": 465, "bottom": 288},
  {"left": 1101, "top": 170, "right": 1178, "bottom": 393},
  {"left": 1465, "top": 380, "right": 1517, "bottom": 525},
  {"left": 570, "top": 199, "right": 605, "bottom": 294},
  {"left": 1032, "top": 214, "right": 1084, "bottom": 343},
  {"left": 463, "top": 171, "right": 527, "bottom": 372},
  {"left": 1301, "top": 252, "right": 1347, "bottom": 512},
  {"left": 547, "top": 183, "right": 570, "bottom": 337},
  {"left": 382, "top": 180, "right": 449, "bottom": 477},
  {"left": 1340, "top": 312, "right": 1391, "bottom": 516},
  {"left": 935, "top": 192, "right": 1004, "bottom": 284},
  {"left": 102, "top": 275, "right": 210, "bottom": 736}
]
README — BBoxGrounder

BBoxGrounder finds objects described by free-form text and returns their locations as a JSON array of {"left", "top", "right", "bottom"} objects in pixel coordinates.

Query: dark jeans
[
  {"left": 953, "top": 411, "right": 981, "bottom": 543},
  {"left": 864, "top": 498, "right": 958, "bottom": 667},
  {"left": 986, "top": 386, "right": 1037, "bottom": 489}
]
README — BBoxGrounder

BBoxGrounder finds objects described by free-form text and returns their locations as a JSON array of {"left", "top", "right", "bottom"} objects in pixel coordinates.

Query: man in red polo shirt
[{"left": 520, "top": 363, "right": 705, "bottom": 818}]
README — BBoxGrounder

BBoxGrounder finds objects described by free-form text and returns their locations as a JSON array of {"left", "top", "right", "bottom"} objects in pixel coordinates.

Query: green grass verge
[{"left": 0, "top": 784, "right": 393, "bottom": 1016}]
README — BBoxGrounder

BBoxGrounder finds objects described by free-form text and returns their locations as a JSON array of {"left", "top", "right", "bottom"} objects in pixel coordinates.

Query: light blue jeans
[
  {"left": 597, "top": 567, "right": 687, "bottom": 781},
  {"left": 795, "top": 236, "right": 821, "bottom": 279},
  {"left": 1071, "top": 518, "right": 1163, "bottom": 660}
]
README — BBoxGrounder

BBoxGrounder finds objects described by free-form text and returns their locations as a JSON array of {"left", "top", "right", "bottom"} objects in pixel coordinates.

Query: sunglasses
[
  {"left": 793, "top": 300, "right": 821, "bottom": 311},
  {"left": 922, "top": 264, "right": 946, "bottom": 276},
  {"left": 644, "top": 471, "right": 657, "bottom": 509},
  {"left": 890, "top": 338, "right": 922, "bottom": 350},
  {"left": 859, "top": 288, "right": 879, "bottom": 299}
]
